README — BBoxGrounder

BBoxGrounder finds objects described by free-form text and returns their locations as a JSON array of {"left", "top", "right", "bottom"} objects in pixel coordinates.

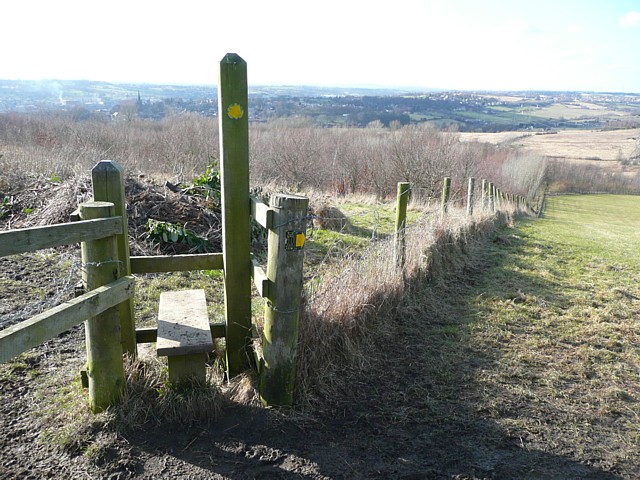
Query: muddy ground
[{"left": 0, "top": 243, "right": 626, "bottom": 480}]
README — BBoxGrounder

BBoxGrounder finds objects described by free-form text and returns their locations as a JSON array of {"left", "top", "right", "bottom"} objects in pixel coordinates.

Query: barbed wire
[{"left": 266, "top": 300, "right": 300, "bottom": 315}]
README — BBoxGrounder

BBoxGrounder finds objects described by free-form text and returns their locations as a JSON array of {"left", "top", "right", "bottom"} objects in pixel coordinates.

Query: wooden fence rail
[
  {"left": 130, "top": 253, "right": 224, "bottom": 273},
  {"left": 0, "top": 276, "right": 134, "bottom": 364},
  {"left": 0, "top": 217, "right": 123, "bottom": 258}
]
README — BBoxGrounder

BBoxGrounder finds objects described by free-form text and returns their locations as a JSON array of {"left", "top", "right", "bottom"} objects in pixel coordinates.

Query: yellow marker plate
[{"left": 295, "top": 233, "right": 305, "bottom": 248}]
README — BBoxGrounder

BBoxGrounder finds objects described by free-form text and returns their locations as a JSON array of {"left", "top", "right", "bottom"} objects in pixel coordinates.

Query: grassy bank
[{"left": 458, "top": 195, "right": 640, "bottom": 474}]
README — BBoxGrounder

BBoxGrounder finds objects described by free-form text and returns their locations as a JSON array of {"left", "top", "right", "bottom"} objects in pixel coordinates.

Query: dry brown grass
[
  {"left": 460, "top": 128, "right": 640, "bottom": 161},
  {"left": 295, "top": 204, "right": 517, "bottom": 408}
]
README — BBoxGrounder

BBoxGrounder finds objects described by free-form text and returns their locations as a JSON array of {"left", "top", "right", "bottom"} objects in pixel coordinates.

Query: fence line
[{"left": 0, "top": 57, "right": 537, "bottom": 412}]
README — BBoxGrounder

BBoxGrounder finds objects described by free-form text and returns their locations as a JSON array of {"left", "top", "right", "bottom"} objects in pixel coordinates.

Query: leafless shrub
[
  {"left": 547, "top": 158, "right": 640, "bottom": 194},
  {"left": 0, "top": 112, "right": 218, "bottom": 183},
  {"left": 500, "top": 153, "right": 548, "bottom": 198}
]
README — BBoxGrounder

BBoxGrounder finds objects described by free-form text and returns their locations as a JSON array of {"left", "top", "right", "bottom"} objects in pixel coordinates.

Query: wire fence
[{"left": 0, "top": 250, "right": 82, "bottom": 328}]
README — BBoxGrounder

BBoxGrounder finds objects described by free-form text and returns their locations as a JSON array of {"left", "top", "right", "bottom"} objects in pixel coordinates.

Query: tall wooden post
[
  {"left": 218, "top": 53, "right": 252, "bottom": 378},
  {"left": 394, "top": 182, "right": 410, "bottom": 269},
  {"left": 466, "top": 177, "right": 475, "bottom": 216},
  {"left": 488, "top": 182, "right": 495, "bottom": 213},
  {"left": 92, "top": 160, "right": 136, "bottom": 357},
  {"left": 260, "top": 194, "right": 309, "bottom": 406},
  {"left": 481, "top": 179, "right": 488, "bottom": 210},
  {"left": 80, "top": 201, "right": 125, "bottom": 413},
  {"left": 441, "top": 177, "right": 451, "bottom": 214}
]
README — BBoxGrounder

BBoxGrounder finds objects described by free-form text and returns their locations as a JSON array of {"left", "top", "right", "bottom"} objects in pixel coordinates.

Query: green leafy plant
[
  {"left": 182, "top": 158, "right": 221, "bottom": 207},
  {"left": 146, "top": 219, "right": 212, "bottom": 253},
  {"left": 0, "top": 196, "right": 13, "bottom": 219}
]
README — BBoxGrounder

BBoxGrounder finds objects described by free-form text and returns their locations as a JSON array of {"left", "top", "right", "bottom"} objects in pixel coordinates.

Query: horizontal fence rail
[
  {"left": 251, "top": 256, "right": 269, "bottom": 298},
  {"left": 0, "top": 217, "right": 123, "bottom": 258},
  {"left": 0, "top": 276, "right": 135, "bottom": 364},
  {"left": 135, "top": 323, "right": 227, "bottom": 344},
  {"left": 130, "top": 253, "right": 224, "bottom": 274},
  {"left": 250, "top": 195, "right": 274, "bottom": 229}
]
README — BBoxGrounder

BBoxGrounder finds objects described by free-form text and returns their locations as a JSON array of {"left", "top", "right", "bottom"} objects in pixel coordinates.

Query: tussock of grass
[{"left": 116, "top": 355, "right": 226, "bottom": 429}]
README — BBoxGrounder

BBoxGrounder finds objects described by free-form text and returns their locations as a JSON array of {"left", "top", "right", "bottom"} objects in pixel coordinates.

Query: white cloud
[{"left": 619, "top": 11, "right": 640, "bottom": 28}]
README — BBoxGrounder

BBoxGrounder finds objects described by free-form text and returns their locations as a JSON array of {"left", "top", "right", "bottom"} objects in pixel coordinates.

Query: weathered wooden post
[
  {"left": 218, "top": 53, "right": 252, "bottom": 378},
  {"left": 488, "top": 182, "right": 495, "bottom": 213},
  {"left": 80, "top": 201, "right": 125, "bottom": 413},
  {"left": 260, "top": 194, "right": 309, "bottom": 406},
  {"left": 92, "top": 160, "right": 136, "bottom": 357},
  {"left": 481, "top": 179, "right": 488, "bottom": 211},
  {"left": 466, "top": 177, "right": 475, "bottom": 216},
  {"left": 394, "top": 182, "right": 410, "bottom": 269},
  {"left": 441, "top": 177, "right": 451, "bottom": 214}
]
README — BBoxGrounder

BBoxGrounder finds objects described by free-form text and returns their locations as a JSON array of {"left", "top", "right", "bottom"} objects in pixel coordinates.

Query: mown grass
[{"left": 463, "top": 195, "right": 640, "bottom": 472}]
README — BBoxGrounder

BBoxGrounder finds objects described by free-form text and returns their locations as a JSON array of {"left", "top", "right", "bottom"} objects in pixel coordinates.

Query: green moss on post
[
  {"left": 488, "top": 182, "right": 495, "bottom": 213},
  {"left": 481, "top": 179, "right": 488, "bottom": 211},
  {"left": 80, "top": 201, "right": 125, "bottom": 413},
  {"left": 394, "top": 182, "right": 410, "bottom": 269},
  {"left": 441, "top": 177, "right": 451, "bottom": 214},
  {"left": 466, "top": 177, "right": 475, "bottom": 216},
  {"left": 91, "top": 160, "right": 136, "bottom": 358},
  {"left": 218, "top": 53, "right": 252, "bottom": 378},
  {"left": 260, "top": 194, "right": 309, "bottom": 406}
]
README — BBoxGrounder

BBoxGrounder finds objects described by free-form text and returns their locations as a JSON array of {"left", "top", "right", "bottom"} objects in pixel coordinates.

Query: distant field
[
  {"left": 522, "top": 103, "right": 625, "bottom": 120},
  {"left": 460, "top": 128, "right": 640, "bottom": 161}
]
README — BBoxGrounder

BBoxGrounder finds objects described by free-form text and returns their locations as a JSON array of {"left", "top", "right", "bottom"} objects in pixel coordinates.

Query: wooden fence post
[
  {"left": 488, "top": 182, "right": 495, "bottom": 213},
  {"left": 91, "top": 160, "right": 136, "bottom": 357},
  {"left": 441, "top": 177, "right": 451, "bottom": 214},
  {"left": 218, "top": 53, "right": 252, "bottom": 378},
  {"left": 466, "top": 177, "right": 475, "bottom": 216},
  {"left": 259, "top": 194, "right": 309, "bottom": 406},
  {"left": 80, "top": 201, "right": 125, "bottom": 413},
  {"left": 394, "top": 182, "right": 410, "bottom": 269},
  {"left": 481, "top": 179, "right": 487, "bottom": 210}
]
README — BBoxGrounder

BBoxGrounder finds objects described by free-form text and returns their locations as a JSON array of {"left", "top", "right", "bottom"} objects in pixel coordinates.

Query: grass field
[
  {"left": 456, "top": 194, "right": 640, "bottom": 473},
  {"left": 460, "top": 128, "right": 640, "bottom": 161}
]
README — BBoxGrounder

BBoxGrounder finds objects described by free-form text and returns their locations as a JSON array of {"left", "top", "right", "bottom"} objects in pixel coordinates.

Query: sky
[{"left": 2, "top": 0, "right": 640, "bottom": 92}]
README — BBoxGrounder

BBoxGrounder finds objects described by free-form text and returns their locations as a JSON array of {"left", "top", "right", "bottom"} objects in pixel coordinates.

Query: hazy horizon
[{"left": 3, "top": 78, "right": 639, "bottom": 96}]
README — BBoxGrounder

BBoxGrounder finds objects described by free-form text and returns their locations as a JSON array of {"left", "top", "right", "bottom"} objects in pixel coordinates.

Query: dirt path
[{"left": 0, "top": 229, "right": 631, "bottom": 479}]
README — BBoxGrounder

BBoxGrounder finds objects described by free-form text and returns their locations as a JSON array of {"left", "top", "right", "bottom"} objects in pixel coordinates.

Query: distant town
[{"left": 1, "top": 79, "right": 639, "bottom": 132}]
